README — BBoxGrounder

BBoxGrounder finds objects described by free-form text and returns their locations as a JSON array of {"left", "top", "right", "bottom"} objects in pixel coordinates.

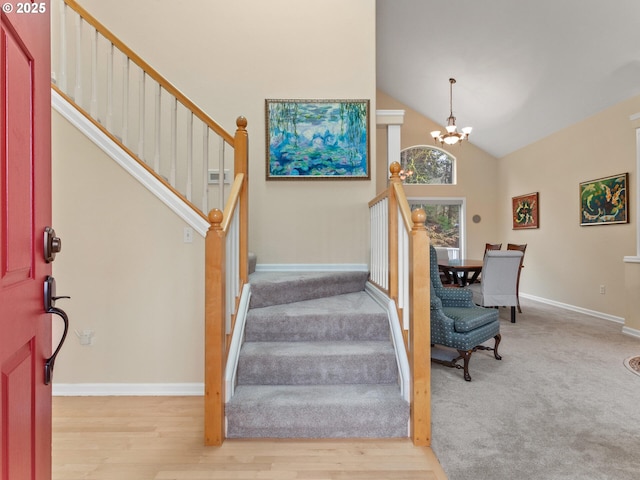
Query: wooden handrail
[
  {"left": 393, "top": 182, "right": 413, "bottom": 231},
  {"left": 368, "top": 189, "right": 389, "bottom": 208},
  {"left": 220, "top": 174, "right": 245, "bottom": 232},
  {"left": 62, "top": 0, "right": 234, "bottom": 145}
]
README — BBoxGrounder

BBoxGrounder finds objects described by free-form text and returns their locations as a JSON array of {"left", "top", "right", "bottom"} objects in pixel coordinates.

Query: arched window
[{"left": 400, "top": 145, "right": 455, "bottom": 184}]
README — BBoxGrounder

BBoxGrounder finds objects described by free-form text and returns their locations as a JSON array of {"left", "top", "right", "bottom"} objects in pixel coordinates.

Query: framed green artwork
[
  {"left": 265, "top": 99, "right": 370, "bottom": 180},
  {"left": 580, "top": 173, "right": 628, "bottom": 225}
]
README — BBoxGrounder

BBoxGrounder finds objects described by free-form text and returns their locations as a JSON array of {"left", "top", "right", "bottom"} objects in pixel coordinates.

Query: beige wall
[
  {"left": 75, "top": 0, "right": 377, "bottom": 266},
  {"left": 376, "top": 91, "right": 500, "bottom": 259},
  {"left": 52, "top": 111, "right": 205, "bottom": 383},
  {"left": 498, "top": 95, "right": 640, "bottom": 320},
  {"left": 53, "top": 0, "right": 377, "bottom": 384}
]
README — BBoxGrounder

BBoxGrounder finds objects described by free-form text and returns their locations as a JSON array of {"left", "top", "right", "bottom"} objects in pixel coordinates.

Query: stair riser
[
  {"left": 244, "top": 314, "right": 389, "bottom": 342},
  {"left": 227, "top": 403, "right": 408, "bottom": 438},
  {"left": 236, "top": 353, "right": 398, "bottom": 385}
]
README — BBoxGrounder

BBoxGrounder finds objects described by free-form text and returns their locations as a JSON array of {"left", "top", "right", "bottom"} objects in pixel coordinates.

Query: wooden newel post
[
  {"left": 204, "top": 208, "right": 226, "bottom": 446},
  {"left": 389, "top": 161, "right": 402, "bottom": 184},
  {"left": 234, "top": 116, "right": 248, "bottom": 177},
  {"left": 409, "top": 208, "right": 431, "bottom": 446},
  {"left": 234, "top": 116, "right": 249, "bottom": 284},
  {"left": 388, "top": 161, "right": 401, "bottom": 303}
]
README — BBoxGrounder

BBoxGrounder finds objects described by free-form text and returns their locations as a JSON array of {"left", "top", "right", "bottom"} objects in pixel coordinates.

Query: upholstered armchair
[{"left": 429, "top": 245, "right": 502, "bottom": 381}]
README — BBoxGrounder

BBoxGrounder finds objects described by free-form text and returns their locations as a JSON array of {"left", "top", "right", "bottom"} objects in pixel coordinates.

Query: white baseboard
[
  {"left": 365, "top": 283, "right": 410, "bottom": 403},
  {"left": 52, "top": 383, "right": 204, "bottom": 396},
  {"left": 622, "top": 326, "right": 640, "bottom": 339},
  {"left": 255, "top": 263, "right": 368, "bottom": 272},
  {"left": 520, "top": 293, "right": 625, "bottom": 324}
]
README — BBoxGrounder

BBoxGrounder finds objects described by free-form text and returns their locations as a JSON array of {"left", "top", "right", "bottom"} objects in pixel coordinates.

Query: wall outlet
[
  {"left": 75, "top": 329, "right": 94, "bottom": 346},
  {"left": 599, "top": 285, "right": 606, "bottom": 294}
]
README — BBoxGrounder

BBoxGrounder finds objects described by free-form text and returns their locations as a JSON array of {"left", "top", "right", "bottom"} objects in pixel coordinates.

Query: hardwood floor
[{"left": 53, "top": 396, "right": 447, "bottom": 480}]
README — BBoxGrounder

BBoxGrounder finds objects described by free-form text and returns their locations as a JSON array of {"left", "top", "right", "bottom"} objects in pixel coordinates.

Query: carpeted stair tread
[
  {"left": 245, "top": 291, "right": 389, "bottom": 342},
  {"left": 248, "top": 271, "right": 369, "bottom": 308},
  {"left": 226, "top": 384, "right": 409, "bottom": 438},
  {"left": 236, "top": 341, "right": 398, "bottom": 385}
]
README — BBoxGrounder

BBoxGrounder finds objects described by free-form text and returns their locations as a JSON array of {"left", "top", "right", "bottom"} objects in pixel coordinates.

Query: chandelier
[{"left": 430, "top": 78, "right": 472, "bottom": 146}]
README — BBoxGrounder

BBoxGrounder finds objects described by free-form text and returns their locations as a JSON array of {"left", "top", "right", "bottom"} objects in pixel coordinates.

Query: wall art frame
[
  {"left": 579, "top": 172, "right": 628, "bottom": 226},
  {"left": 512, "top": 192, "right": 539, "bottom": 229},
  {"left": 265, "top": 99, "right": 370, "bottom": 180}
]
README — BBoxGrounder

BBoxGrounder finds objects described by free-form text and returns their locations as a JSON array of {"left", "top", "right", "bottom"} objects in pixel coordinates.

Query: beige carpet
[{"left": 430, "top": 299, "right": 640, "bottom": 480}]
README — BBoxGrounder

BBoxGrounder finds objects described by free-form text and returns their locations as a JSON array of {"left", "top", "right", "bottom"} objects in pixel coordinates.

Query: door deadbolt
[{"left": 44, "top": 226, "right": 62, "bottom": 263}]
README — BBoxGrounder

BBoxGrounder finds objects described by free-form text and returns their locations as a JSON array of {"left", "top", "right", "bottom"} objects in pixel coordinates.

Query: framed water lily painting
[
  {"left": 579, "top": 173, "right": 628, "bottom": 225},
  {"left": 265, "top": 99, "right": 370, "bottom": 180},
  {"left": 512, "top": 192, "right": 539, "bottom": 229}
]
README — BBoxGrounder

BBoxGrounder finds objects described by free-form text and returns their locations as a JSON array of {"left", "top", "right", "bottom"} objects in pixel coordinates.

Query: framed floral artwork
[
  {"left": 512, "top": 192, "right": 539, "bottom": 229},
  {"left": 579, "top": 173, "right": 628, "bottom": 225},
  {"left": 265, "top": 99, "right": 370, "bottom": 180}
]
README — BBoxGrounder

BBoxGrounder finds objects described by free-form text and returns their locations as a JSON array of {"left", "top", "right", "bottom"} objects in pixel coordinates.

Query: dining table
[{"left": 437, "top": 257, "right": 484, "bottom": 287}]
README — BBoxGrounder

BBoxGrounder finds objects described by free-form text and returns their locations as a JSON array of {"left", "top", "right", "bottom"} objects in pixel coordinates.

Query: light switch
[{"left": 184, "top": 227, "right": 194, "bottom": 243}]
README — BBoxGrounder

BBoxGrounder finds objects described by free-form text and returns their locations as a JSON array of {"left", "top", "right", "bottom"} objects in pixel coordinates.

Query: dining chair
[
  {"left": 467, "top": 250, "right": 523, "bottom": 323},
  {"left": 507, "top": 243, "right": 527, "bottom": 313},
  {"left": 475, "top": 243, "right": 501, "bottom": 283},
  {"left": 484, "top": 243, "right": 502, "bottom": 254}
]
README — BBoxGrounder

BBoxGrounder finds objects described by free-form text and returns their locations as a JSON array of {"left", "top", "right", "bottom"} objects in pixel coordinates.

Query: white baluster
[
  {"left": 202, "top": 126, "right": 209, "bottom": 213},
  {"left": 58, "top": 0, "right": 67, "bottom": 91},
  {"left": 122, "top": 57, "right": 129, "bottom": 146},
  {"left": 74, "top": 14, "right": 82, "bottom": 104},
  {"left": 106, "top": 43, "right": 114, "bottom": 131},
  {"left": 218, "top": 136, "right": 225, "bottom": 209},
  {"left": 153, "top": 83, "right": 161, "bottom": 173},
  {"left": 138, "top": 70, "right": 145, "bottom": 160},
  {"left": 186, "top": 113, "right": 193, "bottom": 201},
  {"left": 90, "top": 27, "right": 97, "bottom": 117},
  {"left": 170, "top": 97, "right": 177, "bottom": 186}
]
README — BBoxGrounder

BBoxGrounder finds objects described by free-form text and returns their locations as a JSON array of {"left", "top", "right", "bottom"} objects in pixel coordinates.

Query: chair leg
[
  {"left": 516, "top": 297, "right": 522, "bottom": 314},
  {"left": 510, "top": 306, "right": 516, "bottom": 323},
  {"left": 476, "top": 334, "right": 502, "bottom": 360},
  {"left": 457, "top": 349, "right": 472, "bottom": 381},
  {"left": 493, "top": 333, "right": 502, "bottom": 360}
]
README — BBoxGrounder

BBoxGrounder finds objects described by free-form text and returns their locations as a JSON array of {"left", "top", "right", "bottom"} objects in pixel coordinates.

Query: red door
[{"left": 1, "top": 2, "right": 53, "bottom": 479}]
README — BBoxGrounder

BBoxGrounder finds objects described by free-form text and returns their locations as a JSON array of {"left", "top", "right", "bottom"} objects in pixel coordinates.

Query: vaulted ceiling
[{"left": 376, "top": 0, "right": 640, "bottom": 158}]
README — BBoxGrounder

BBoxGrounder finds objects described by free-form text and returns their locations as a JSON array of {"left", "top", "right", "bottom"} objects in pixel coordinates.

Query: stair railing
[
  {"left": 51, "top": 0, "right": 251, "bottom": 447},
  {"left": 368, "top": 162, "right": 431, "bottom": 446},
  {"left": 51, "top": 0, "right": 235, "bottom": 215}
]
